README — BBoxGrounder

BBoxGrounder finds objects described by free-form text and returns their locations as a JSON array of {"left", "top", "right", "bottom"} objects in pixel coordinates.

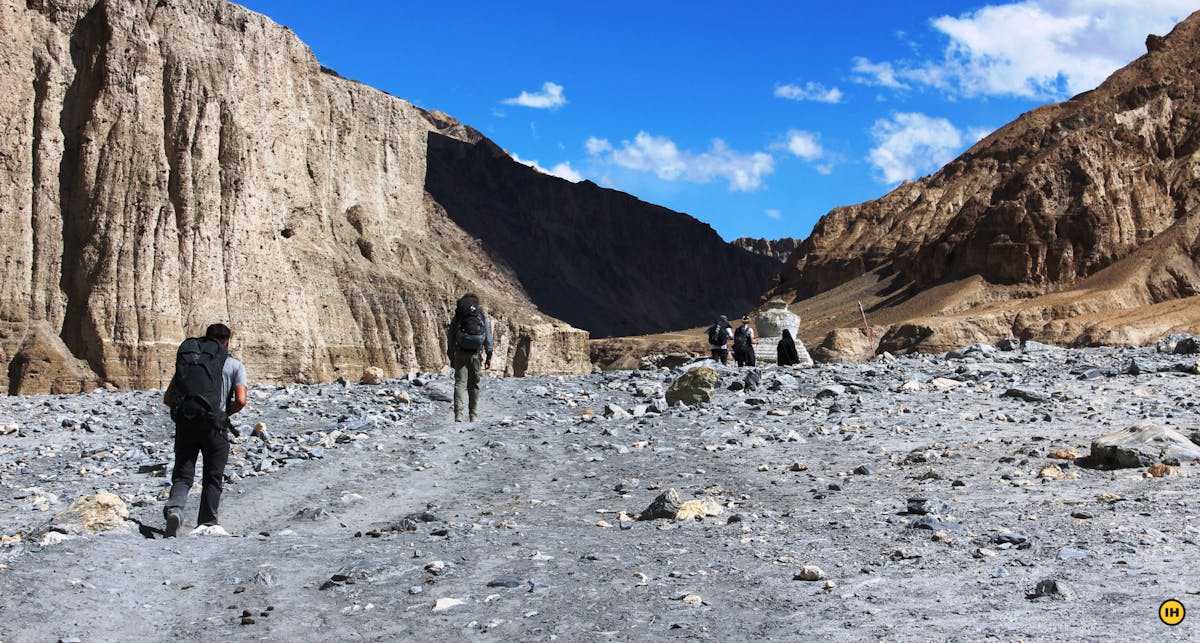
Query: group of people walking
[
  {"left": 161, "top": 297, "right": 809, "bottom": 537},
  {"left": 707, "top": 315, "right": 804, "bottom": 367}
]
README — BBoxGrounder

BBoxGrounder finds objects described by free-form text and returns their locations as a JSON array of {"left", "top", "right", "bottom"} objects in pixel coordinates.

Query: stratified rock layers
[{"left": 0, "top": 0, "right": 590, "bottom": 393}]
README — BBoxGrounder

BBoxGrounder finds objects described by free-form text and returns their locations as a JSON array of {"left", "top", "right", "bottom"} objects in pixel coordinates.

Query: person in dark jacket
[
  {"left": 447, "top": 294, "right": 493, "bottom": 422},
  {"left": 707, "top": 315, "right": 734, "bottom": 364},
  {"left": 777, "top": 329, "right": 802, "bottom": 366},
  {"left": 733, "top": 315, "right": 757, "bottom": 367}
]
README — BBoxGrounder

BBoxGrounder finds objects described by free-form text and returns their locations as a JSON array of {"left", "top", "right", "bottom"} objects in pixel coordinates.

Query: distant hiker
[
  {"left": 777, "top": 328, "right": 802, "bottom": 366},
  {"left": 706, "top": 315, "right": 734, "bottom": 364},
  {"left": 162, "top": 323, "right": 248, "bottom": 536},
  {"left": 733, "top": 315, "right": 757, "bottom": 367},
  {"left": 447, "top": 293, "right": 493, "bottom": 422}
]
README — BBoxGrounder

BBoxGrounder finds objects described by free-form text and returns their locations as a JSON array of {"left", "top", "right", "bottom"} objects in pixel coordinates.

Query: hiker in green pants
[{"left": 447, "top": 293, "right": 493, "bottom": 421}]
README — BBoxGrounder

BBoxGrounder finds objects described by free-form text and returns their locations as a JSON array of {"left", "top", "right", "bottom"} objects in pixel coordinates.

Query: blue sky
[{"left": 237, "top": 1, "right": 1195, "bottom": 241}]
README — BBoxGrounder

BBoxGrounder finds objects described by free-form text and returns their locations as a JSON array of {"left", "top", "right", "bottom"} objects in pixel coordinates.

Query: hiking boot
[
  {"left": 455, "top": 413, "right": 464, "bottom": 423},
  {"left": 164, "top": 508, "right": 183, "bottom": 538},
  {"left": 469, "top": 412, "right": 479, "bottom": 422}
]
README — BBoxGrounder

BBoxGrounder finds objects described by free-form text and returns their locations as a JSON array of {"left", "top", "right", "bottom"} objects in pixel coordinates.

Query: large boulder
[
  {"left": 665, "top": 366, "right": 718, "bottom": 406},
  {"left": 1084, "top": 422, "right": 1200, "bottom": 468},
  {"left": 359, "top": 366, "right": 385, "bottom": 385},
  {"left": 52, "top": 492, "right": 130, "bottom": 534},
  {"left": 811, "top": 327, "right": 874, "bottom": 363}
]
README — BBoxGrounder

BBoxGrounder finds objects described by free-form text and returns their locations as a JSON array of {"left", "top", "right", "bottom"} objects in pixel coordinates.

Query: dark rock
[
  {"left": 908, "top": 515, "right": 961, "bottom": 531},
  {"left": 137, "top": 462, "right": 168, "bottom": 475},
  {"left": 993, "top": 532, "right": 1028, "bottom": 546},
  {"left": 1076, "top": 368, "right": 1109, "bottom": 380},
  {"left": 1082, "top": 422, "right": 1200, "bottom": 468},
  {"left": 947, "top": 343, "right": 996, "bottom": 360},
  {"left": 853, "top": 464, "right": 877, "bottom": 475},
  {"left": 995, "top": 338, "right": 1022, "bottom": 351},
  {"left": 639, "top": 488, "right": 681, "bottom": 521},
  {"left": 1124, "top": 359, "right": 1158, "bottom": 375},
  {"left": 1026, "top": 579, "right": 1075, "bottom": 601},
  {"left": 1000, "top": 388, "right": 1048, "bottom": 403},
  {"left": 487, "top": 575, "right": 524, "bottom": 588},
  {"left": 743, "top": 370, "right": 763, "bottom": 391},
  {"left": 1176, "top": 337, "right": 1200, "bottom": 354},
  {"left": 1157, "top": 333, "right": 1194, "bottom": 354},
  {"left": 815, "top": 384, "right": 845, "bottom": 399},
  {"left": 424, "top": 385, "right": 454, "bottom": 403},
  {"left": 905, "top": 497, "right": 950, "bottom": 515}
]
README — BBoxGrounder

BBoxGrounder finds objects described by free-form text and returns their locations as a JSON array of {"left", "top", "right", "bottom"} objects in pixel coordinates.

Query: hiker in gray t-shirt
[{"left": 162, "top": 323, "right": 248, "bottom": 536}]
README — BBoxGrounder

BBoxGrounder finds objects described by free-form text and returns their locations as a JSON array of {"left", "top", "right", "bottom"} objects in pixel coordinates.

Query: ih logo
[{"left": 1160, "top": 599, "right": 1185, "bottom": 626}]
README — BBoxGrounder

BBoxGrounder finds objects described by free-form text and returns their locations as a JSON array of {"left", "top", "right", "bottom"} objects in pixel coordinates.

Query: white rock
[{"left": 433, "top": 597, "right": 465, "bottom": 612}]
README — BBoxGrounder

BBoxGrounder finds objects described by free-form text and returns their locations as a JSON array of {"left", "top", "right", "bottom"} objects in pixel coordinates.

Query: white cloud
[
  {"left": 857, "top": 1, "right": 1194, "bottom": 99},
  {"left": 778, "top": 130, "right": 824, "bottom": 161},
  {"left": 509, "top": 152, "right": 583, "bottom": 182},
  {"left": 587, "top": 131, "right": 775, "bottom": 191},
  {"left": 548, "top": 162, "right": 583, "bottom": 182},
  {"left": 765, "top": 209, "right": 783, "bottom": 220},
  {"left": 585, "top": 136, "right": 613, "bottom": 155},
  {"left": 774, "top": 82, "right": 844, "bottom": 103},
  {"left": 503, "top": 81, "right": 567, "bottom": 109},
  {"left": 851, "top": 57, "right": 910, "bottom": 89},
  {"left": 867, "top": 112, "right": 968, "bottom": 184}
]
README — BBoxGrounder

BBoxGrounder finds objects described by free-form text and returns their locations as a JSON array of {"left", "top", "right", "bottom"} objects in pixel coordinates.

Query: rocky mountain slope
[
  {"left": 0, "top": 0, "right": 775, "bottom": 394},
  {"left": 768, "top": 11, "right": 1200, "bottom": 356},
  {"left": 425, "top": 135, "right": 780, "bottom": 338},
  {"left": 731, "top": 236, "right": 801, "bottom": 263}
]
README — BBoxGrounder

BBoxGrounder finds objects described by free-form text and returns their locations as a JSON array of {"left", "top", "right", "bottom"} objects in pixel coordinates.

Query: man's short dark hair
[{"left": 205, "top": 323, "right": 232, "bottom": 341}]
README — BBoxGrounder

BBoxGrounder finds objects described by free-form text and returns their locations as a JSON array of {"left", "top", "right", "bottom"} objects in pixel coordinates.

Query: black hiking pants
[
  {"left": 166, "top": 421, "right": 230, "bottom": 526},
  {"left": 711, "top": 348, "right": 729, "bottom": 365}
]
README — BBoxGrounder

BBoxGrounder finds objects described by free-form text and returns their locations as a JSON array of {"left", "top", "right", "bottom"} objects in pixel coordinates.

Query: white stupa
[{"left": 752, "top": 299, "right": 813, "bottom": 366}]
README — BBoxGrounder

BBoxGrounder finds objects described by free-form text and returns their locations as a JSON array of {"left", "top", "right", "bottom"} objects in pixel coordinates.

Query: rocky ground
[{"left": 1, "top": 343, "right": 1199, "bottom": 641}]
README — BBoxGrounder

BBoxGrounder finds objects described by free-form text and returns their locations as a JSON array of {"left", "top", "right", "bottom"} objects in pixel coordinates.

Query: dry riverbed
[{"left": 1, "top": 344, "right": 1199, "bottom": 640}]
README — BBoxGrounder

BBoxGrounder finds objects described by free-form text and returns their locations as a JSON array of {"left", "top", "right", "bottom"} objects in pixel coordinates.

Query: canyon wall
[{"left": 1, "top": 0, "right": 591, "bottom": 394}]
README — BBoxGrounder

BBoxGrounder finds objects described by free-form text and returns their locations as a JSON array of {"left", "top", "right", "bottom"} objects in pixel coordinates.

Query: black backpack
[
  {"left": 170, "top": 337, "right": 228, "bottom": 425},
  {"left": 707, "top": 323, "right": 727, "bottom": 346},
  {"left": 733, "top": 325, "right": 750, "bottom": 351},
  {"left": 454, "top": 297, "right": 487, "bottom": 351}
]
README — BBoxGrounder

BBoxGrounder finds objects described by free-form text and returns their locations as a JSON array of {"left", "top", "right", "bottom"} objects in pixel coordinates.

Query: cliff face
[
  {"left": 1, "top": 0, "right": 590, "bottom": 394},
  {"left": 769, "top": 11, "right": 1200, "bottom": 351},
  {"left": 731, "top": 237, "right": 801, "bottom": 264},
  {"left": 424, "top": 134, "right": 781, "bottom": 338}
]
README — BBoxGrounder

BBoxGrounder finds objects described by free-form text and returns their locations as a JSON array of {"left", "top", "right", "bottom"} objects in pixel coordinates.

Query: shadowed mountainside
[{"left": 425, "top": 133, "right": 780, "bottom": 339}]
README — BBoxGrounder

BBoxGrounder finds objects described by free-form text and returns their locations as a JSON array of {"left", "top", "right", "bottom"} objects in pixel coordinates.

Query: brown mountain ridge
[{"left": 767, "top": 10, "right": 1200, "bottom": 358}]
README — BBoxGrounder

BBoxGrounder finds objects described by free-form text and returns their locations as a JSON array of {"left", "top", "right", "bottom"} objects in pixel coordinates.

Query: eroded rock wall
[
  {"left": 1, "top": 0, "right": 590, "bottom": 394},
  {"left": 731, "top": 237, "right": 801, "bottom": 264}
]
